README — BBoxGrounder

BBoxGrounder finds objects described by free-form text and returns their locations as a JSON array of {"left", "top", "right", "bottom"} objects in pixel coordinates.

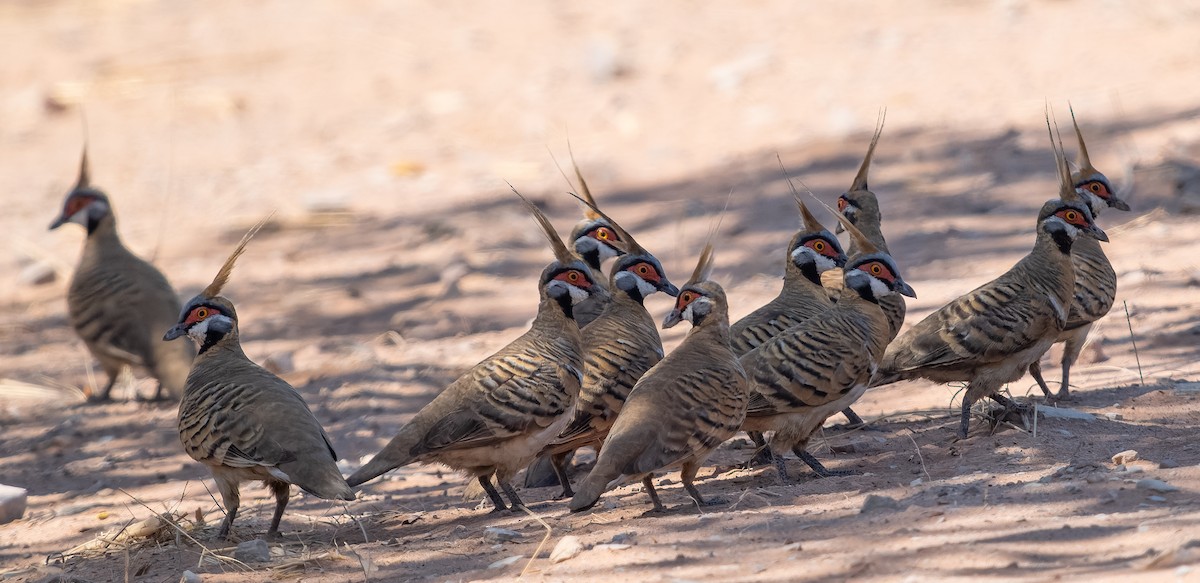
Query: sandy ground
[{"left": 4, "top": 1, "right": 1200, "bottom": 581}]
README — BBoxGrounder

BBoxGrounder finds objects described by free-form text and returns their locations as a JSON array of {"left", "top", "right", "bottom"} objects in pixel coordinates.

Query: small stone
[
  {"left": 0, "top": 483, "right": 28, "bottom": 525},
  {"left": 18, "top": 262, "right": 56, "bottom": 286},
  {"left": 1123, "top": 465, "right": 1145, "bottom": 474},
  {"left": 487, "top": 555, "right": 523, "bottom": 570},
  {"left": 1137, "top": 479, "right": 1179, "bottom": 493},
  {"left": 1160, "top": 459, "right": 1180, "bottom": 469},
  {"left": 549, "top": 535, "right": 584, "bottom": 563},
  {"left": 1148, "top": 495, "right": 1168, "bottom": 503},
  {"left": 609, "top": 531, "right": 637, "bottom": 545},
  {"left": 909, "top": 478, "right": 923, "bottom": 486},
  {"left": 593, "top": 543, "right": 632, "bottom": 551},
  {"left": 860, "top": 494, "right": 903, "bottom": 514},
  {"left": 234, "top": 539, "right": 271, "bottom": 563},
  {"left": 484, "top": 527, "right": 522, "bottom": 543},
  {"left": 1112, "top": 450, "right": 1139, "bottom": 465},
  {"left": 448, "top": 524, "right": 468, "bottom": 539},
  {"left": 180, "top": 570, "right": 203, "bottom": 583},
  {"left": 782, "top": 542, "right": 803, "bottom": 552},
  {"left": 1105, "top": 413, "right": 1124, "bottom": 421}
]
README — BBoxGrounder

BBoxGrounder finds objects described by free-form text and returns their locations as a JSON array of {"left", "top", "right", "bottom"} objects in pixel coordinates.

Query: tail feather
[
  {"left": 568, "top": 462, "right": 621, "bottom": 512},
  {"left": 345, "top": 426, "right": 422, "bottom": 488}
]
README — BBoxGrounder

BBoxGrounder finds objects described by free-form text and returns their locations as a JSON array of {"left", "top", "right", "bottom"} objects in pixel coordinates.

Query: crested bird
[
  {"left": 739, "top": 207, "right": 915, "bottom": 482},
  {"left": 50, "top": 146, "right": 194, "bottom": 402},
  {"left": 570, "top": 240, "right": 750, "bottom": 512},
  {"left": 534, "top": 192, "right": 678, "bottom": 498},
  {"left": 346, "top": 193, "right": 605, "bottom": 512},
  {"left": 825, "top": 112, "right": 898, "bottom": 427},
  {"left": 164, "top": 219, "right": 354, "bottom": 539},
  {"left": 730, "top": 189, "right": 849, "bottom": 469},
  {"left": 1027, "top": 107, "right": 1130, "bottom": 401},
  {"left": 871, "top": 124, "right": 1110, "bottom": 438},
  {"left": 565, "top": 158, "right": 629, "bottom": 328}
]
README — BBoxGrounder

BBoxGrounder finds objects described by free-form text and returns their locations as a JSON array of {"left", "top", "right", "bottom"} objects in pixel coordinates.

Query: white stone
[
  {"left": 549, "top": 535, "right": 584, "bottom": 563},
  {"left": 0, "top": 484, "right": 28, "bottom": 525}
]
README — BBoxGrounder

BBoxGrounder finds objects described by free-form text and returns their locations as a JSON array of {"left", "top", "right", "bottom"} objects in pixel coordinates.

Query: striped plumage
[
  {"left": 1028, "top": 109, "right": 1131, "bottom": 400},
  {"left": 536, "top": 244, "right": 678, "bottom": 496},
  {"left": 164, "top": 225, "right": 352, "bottom": 540},
  {"left": 347, "top": 196, "right": 604, "bottom": 512},
  {"left": 729, "top": 199, "right": 847, "bottom": 355},
  {"left": 872, "top": 196, "right": 1109, "bottom": 438},
  {"left": 50, "top": 149, "right": 194, "bottom": 402},
  {"left": 740, "top": 224, "right": 914, "bottom": 481},
  {"left": 570, "top": 244, "right": 750, "bottom": 512}
]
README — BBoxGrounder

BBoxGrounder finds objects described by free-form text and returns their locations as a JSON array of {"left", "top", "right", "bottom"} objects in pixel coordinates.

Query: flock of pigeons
[{"left": 46, "top": 108, "right": 1125, "bottom": 539}]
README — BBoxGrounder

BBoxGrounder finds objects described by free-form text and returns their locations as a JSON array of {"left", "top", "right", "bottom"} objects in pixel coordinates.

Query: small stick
[
  {"left": 1124, "top": 301, "right": 1145, "bottom": 385},
  {"left": 518, "top": 504, "right": 553, "bottom": 578},
  {"left": 906, "top": 431, "right": 930, "bottom": 481}
]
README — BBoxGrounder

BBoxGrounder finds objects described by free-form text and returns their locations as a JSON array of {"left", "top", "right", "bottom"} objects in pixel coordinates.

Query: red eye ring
[{"left": 1065, "top": 210, "right": 1079, "bottom": 222}]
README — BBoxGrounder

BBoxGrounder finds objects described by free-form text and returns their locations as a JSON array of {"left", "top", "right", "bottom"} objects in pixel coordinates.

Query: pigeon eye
[
  {"left": 870, "top": 264, "right": 882, "bottom": 275},
  {"left": 637, "top": 265, "right": 649, "bottom": 275},
  {"left": 837, "top": 197, "right": 848, "bottom": 211},
  {"left": 1090, "top": 183, "right": 1100, "bottom": 193},
  {"left": 812, "top": 240, "right": 826, "bottom": 252},
  {"left": 595, "top": 227, "right": 613, "bottom": 241},
  {"left": 192, "top": 307, "right": 209, "bottom": 321},
  {"left": 1065, "top": 210, "right": 1079, "bottom": 222}
]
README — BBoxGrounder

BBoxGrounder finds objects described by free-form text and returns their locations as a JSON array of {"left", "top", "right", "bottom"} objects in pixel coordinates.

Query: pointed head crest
[
  {"left": 685, "top": 242, "right": 715, "bottom": 286},
  {"left": 511, "top": 185, "right": 576, "bottom": 265},
  {"left": 1045, "top": 106, "right": 1081, "bottom": 202},
  {"left": 849, "top": 108, "right": 886, "bottom": 194},
  {"left": 202, "top": 214, "right": 273, "bottom": 298},
  {"left": 796, "top": 197, "right": 826, "bottom": 233},
  {"left": 76, "top": 144, "right": 90, "bottom": 190},
  {"left": 1068, "top": 103, "right": 1098, "bottom": 178}
]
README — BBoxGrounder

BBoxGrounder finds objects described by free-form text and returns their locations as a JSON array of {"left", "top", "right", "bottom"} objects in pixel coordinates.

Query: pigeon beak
[
  {"left": 49, "top": 215, "right": 67, "bottom": 230},
  {"left": 1088, "top": 223, "right": 1110, "bottom": 243},
  {"left": 660, "top": 279, "right": 680, "bottom": 297},
  {"left": 1111, "top": 198, "right": 1131, "bottom": 212},
  {"left": 662, "top": 309, "right": 683, "bottom": 329},
  {"left": 895, "top": 278, "right": 917, "bottom": 299},
  {"left": 835, "top": 222, "right": 845, "bottom": 235},
  {"left": 163, "top": 324, "right": 187, "bottom": 341}
]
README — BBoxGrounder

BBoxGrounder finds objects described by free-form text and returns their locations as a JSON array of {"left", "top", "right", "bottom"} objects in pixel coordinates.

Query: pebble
[
  {"left": 1112, "top": 450, "right": 1139, "bottom": 465},
  {"left": 18, "top": 262, "right": 56, "bottom": 286},
  {"left": 234, "top": 539, "right": 271, "bottom": 563},
  {"left": 609, "top": 531, "right": 637, "bottom": 545},
  {"left": 860, "top": 494, "right": 903, "bottom": 514},
  {"left": 1137, "top": 479, "right": 1179, "bottom": 493},
  {"left": 1160, "top": 459, "right": 1180, "bottom": 469},
  {"left": 484, "top": 527, "right": 522, "bottom": 543},
  {"left": 1148, "top": 495, "right": 1168, "bottom": 502},
  {"left": 180, "top": 570, "right": 203, "bottom": 583},
  {"left": 0, "top": 483, "right": 28, "bottom": 525},
  {"left": 549, "top": 535, "right": 584, "bottom": 563},
  {"left": 487, "top": 555, "right": 523, "bottom": 570},
  {"left": 593, "top": 543, "right": 632, "bottom": 551}
]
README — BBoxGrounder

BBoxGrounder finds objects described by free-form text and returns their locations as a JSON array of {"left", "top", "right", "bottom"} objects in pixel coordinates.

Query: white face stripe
[
  {"left": 1077, "top": 190, "right": 1105, "bottom": 217},
  {"left": 187, "top": 314, "right": 233, "bottom": 342},
  {"left": 793, "top": 246, "right": 840, "bottom": 273},
  {"left": 1043, "top": 215, "right": 1081, "bottom": 239},
  {"left": 67, "top": 207, "right": 90, "bottom": 227},
  {"left": 615, "top": 270, "right": 658, "bottom": 297}
]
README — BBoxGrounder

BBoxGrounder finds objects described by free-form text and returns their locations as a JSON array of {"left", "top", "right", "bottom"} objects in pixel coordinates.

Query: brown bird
[
  {"left": 1028, "top": 107, "right": 1130, "bottom": 400},
  {"left": 740, "top": 210, "right": 915, "bottom": 482},
  {"left": 730, "top": 189, "right": 848, "bottom": 467},
  {"left": 565, "top": 160, "right": 629, "bottom": 328},
  {"left": 164, "top": 219, "right": 353, "bottom": 539},
  {"left": 832, "top": 112, "right": 906, "bottom": 342},
  {"left": 535, "top": 195, "right": 678, "bottom": 497},
  {"left": 824, "top": 113, "right": 899, "bottom": 427},
  {"left": 871, "top": 128, "right": 1109, "bottom": 438},
  {"left": 50, "top": 147, "right": 194, "bottom": 402},
  {"left": 347, "top": 193, "right": 604, "bottom": 512},
  {"left": 570, "top": 241, "right": 750, "bottom": 512}
]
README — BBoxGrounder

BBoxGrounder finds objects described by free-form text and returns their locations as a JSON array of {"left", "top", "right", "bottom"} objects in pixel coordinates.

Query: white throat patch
[
  {"left": 615, "top": 271, "right": 658, "bottom": 298},
  {"left": 682, "top": 296, "right": 713, "bottom": 324},
  {"left": 792, "top": 246, "right": 838, "bottom": 273},
  {"left": 548, "top": 280, "right": 591, "bottom": 305},
  {"left": 188, "top": 314, "right": 232, "bottom": 342}
]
